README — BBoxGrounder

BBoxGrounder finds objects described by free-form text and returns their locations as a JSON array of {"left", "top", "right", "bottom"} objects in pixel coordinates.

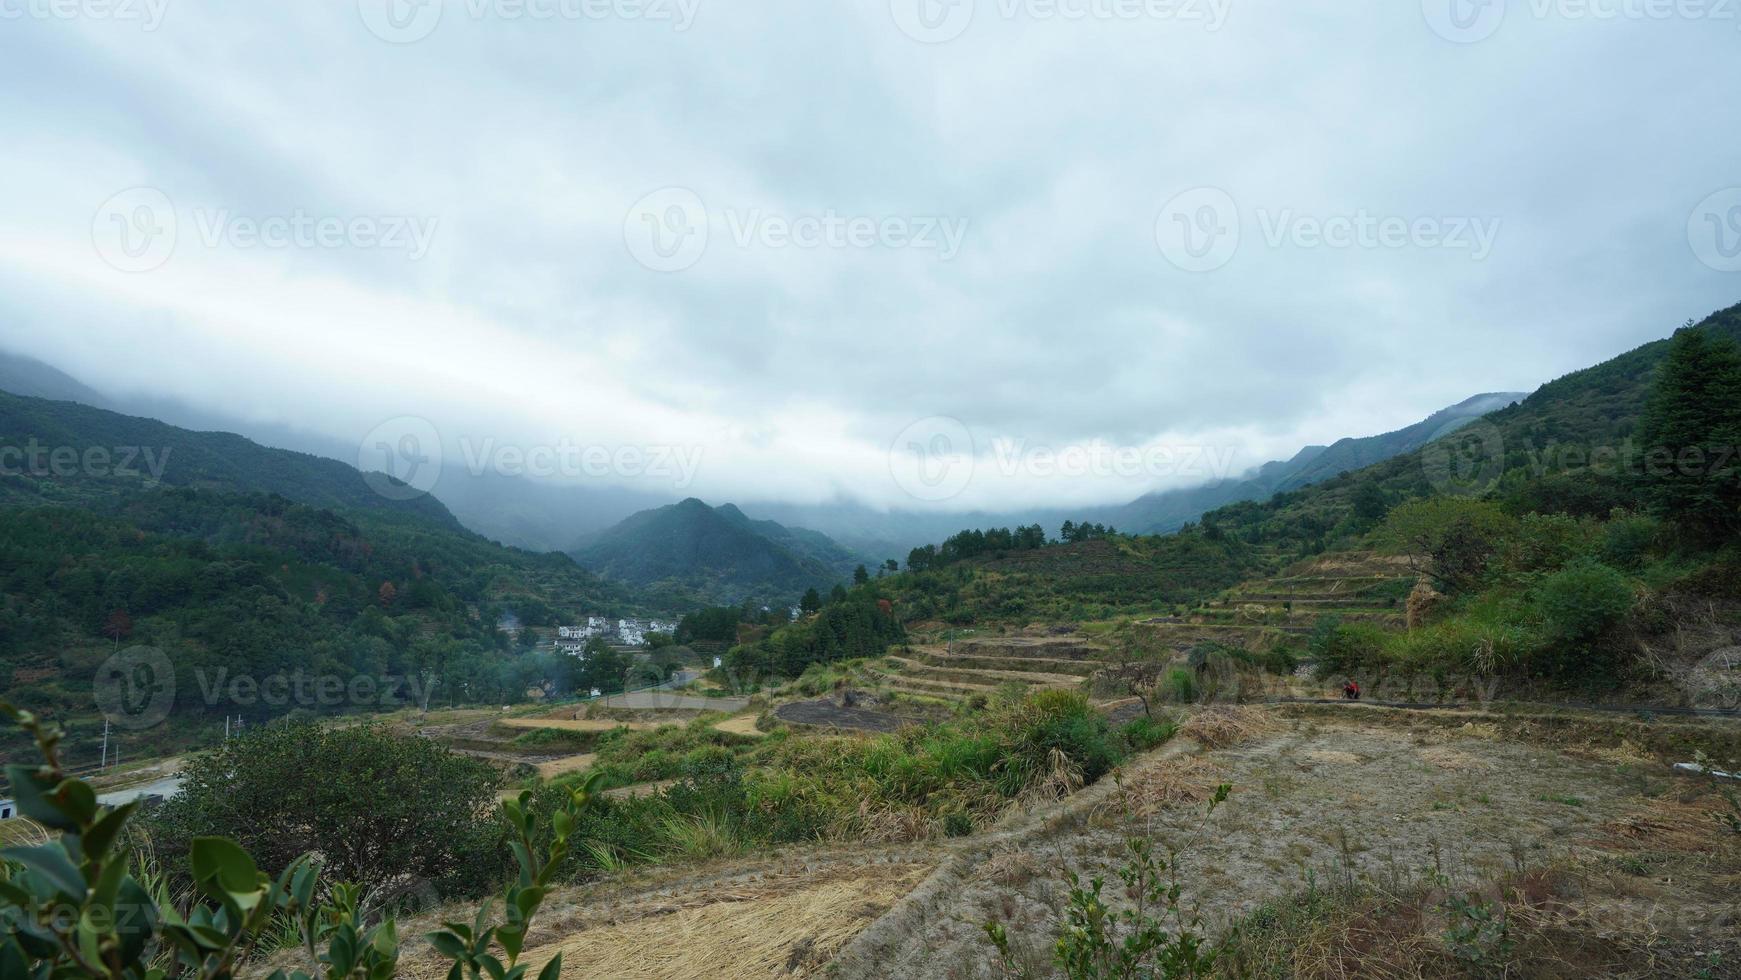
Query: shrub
[
  {"left": 1166, "top": 667, "right": 1198, "bottom": 704},
  {"left": 1531, "top": 561, "right": 1635, "bottom": 680},
  {"left": 1601, "top": 511, "right": 1660, "bottom": 570},
  {"left": 1121, "top": 715, "right": 1178, "bottom": 752},
  {"left": 1535, "top": 561, "right": 1633, "bottom": 643},
  {"left": 149, "top": 722, "right": 503, "bottom": 896},
  {"left": 1308, "top": 618, "right": 1390, "bottom": 679},
  {"left": 1, "top": 704, "right": 599, "bottom": 980},
  {"left": 990, "top": 690, "right": 1121, "bottom": 792}
]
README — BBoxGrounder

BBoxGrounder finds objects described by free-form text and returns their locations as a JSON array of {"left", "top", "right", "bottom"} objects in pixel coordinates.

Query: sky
[{"left": 1, "top": 0, "right": 1738, "bottom": 513}]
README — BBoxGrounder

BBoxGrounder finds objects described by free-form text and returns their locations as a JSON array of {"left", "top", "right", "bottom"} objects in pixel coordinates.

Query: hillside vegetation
[{"left": 0, "top": 393, "right": 639, "bottom": 760}]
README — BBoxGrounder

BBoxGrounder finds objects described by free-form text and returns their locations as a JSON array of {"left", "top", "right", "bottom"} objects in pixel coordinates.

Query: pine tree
[{"left": 1637, "top": 328, "right": 1741, "bottom": 538}]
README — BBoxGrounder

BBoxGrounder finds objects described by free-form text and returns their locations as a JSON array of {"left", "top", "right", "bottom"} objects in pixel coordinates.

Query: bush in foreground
[{"left": 149, "top": 722, "right": 503, "bottom": 897}]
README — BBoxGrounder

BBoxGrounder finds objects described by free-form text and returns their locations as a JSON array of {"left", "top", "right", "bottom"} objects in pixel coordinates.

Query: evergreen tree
[
  {"left": 1637, "top": 328, "right": 1741, "bottom": 538},
  {"left": 799, "top": 587, "right": 823, "bottom": 613}
]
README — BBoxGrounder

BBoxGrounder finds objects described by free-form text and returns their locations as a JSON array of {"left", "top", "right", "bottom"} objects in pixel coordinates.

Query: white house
[{"left": 0, "top": 799, "right": 16, "bottom": 820}]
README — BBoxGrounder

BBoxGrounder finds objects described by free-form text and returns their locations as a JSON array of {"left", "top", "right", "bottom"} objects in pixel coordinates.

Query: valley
[{"left": 5, "top": 304, "right": 1741, "bottom": 979}]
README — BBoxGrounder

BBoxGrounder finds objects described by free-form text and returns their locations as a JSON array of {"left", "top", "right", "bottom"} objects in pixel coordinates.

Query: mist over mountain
[{"left": 0, "top": 346, "right": 1533, "bottom": 563}]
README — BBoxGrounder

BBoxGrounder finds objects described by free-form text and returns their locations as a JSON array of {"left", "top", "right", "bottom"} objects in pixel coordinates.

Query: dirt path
[{"left": 831, "top": 713, "right": 1691, "bottom": 979}]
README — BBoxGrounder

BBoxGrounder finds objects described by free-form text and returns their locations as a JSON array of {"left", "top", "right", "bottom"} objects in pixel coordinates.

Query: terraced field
[{"left": 873, "top": 637, "right": 1107, "bottom": 706}]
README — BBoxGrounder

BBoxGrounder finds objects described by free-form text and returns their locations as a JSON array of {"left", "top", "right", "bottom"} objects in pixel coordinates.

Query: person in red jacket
[{"left": 1342, "top": 680, "right": 1361, "bottom": 701}]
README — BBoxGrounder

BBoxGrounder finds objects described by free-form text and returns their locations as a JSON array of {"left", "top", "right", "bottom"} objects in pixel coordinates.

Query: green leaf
[
  {"left": 117, "top": 873, "right": 160, "bottom": 966},
  {"left": 189, "top": 837, "right": 261, "bottom": 903},
  {"left": 371, "top": 918, "right": 399, "bottom": 957},
  {"left": 89, "top": 857, "right": 130, "bottom": 919},
  {"left": 428, "top": 930, "right": 469, "bottom": 960},
  {"left": 82, "top": 801, "right": 139, "bottom": 860},
  {"left": 1, "top": 843, "right": 86, "bottom": 898},
  {"left": 2, "top": 765, "right": 78, "bottom": 831},
  {"left": 536, "top": 952, "right": 564, "bottom": 980}
]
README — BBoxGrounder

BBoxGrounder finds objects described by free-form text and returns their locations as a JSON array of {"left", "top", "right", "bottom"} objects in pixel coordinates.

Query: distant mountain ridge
[
  {"left": 570, "top": 498, "right": 860, "bottom": 607},
  {"left": 0, "top": 389, "right": 457, "bottom": 526},
  {"left": 0, "top": 346, "right": 1529, "bottom": 564},
  {"left": 1100, "top": 390, "right": 1527, "bottom": 534},
  {"left": 1191, "top": 302, "right": 1741, "bottom": 546}
]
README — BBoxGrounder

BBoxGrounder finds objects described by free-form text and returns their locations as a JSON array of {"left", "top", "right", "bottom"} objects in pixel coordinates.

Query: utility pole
[{"left": 100, "top": 718, "right": 110, "bottom": 770}]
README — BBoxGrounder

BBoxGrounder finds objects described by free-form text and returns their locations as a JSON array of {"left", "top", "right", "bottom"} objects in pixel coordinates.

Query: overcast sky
[{"left": 1, "top": 0, "right": 1737, "bottom": 512}]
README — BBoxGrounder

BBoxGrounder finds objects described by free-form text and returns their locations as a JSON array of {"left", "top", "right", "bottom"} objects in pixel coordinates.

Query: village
[{"left": 552, "top": 616, "right": 679, "bottom": 654}]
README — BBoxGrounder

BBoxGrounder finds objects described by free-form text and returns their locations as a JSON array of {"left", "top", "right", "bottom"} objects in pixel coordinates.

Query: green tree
[
  {"left": 799, "top": 587, "right": 822, "bottom": 614},
  {"left": 150, "top": 723, "right": 502, "bottom": 895},
  {"left": 1349, "top": 480, "right": 1389, "bottom": 530},
  {"left": 1636, "top": 327, "right": 1741, "bottom": 538},
  {"left": 576, "top": 637, "right": 633, "bottom": 694},
  {"left": 852, "top": 564, "right": 870, "bottom": 586}
]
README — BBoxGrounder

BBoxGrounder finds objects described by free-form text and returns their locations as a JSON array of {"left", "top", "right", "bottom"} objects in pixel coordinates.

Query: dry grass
[
  {"left": 852, "top": 803, "right": 937, "bottom": 844},
  {"left": 1016, "top": 747, "right": 1087, "bottom": 808},
  {"left": 712, "top": 714, "right": 765, "bottom": 737},
  {"left": 973, "top": 847, "right": 1043, "bottom": 888},
  {"left": 1178, "top": 705, "right": 1275, "bottom": 749},
  {"left": 1090, "top": 755, "right": 1227, "bottom": 823},
  {"left": 509, "top": 865, "right": 931, "bottom": 979},
  {"left": 601, "top": 779, "right": 678, "bottom": 801},
  {"left": 1301, "top": 749, "right": 1363, "bottom": 766},
  {"left": 1593, "top": 790, "right": 1734, "bottom": 855},
  {"left": 0, "top": 817, "right": 50, "bottom": 848},
  {"left": 1419, "top": 720, "right": 1501, "bottom": 744},
  {"left": 535, "top": 753, "right": 597, "bottom": 778}
]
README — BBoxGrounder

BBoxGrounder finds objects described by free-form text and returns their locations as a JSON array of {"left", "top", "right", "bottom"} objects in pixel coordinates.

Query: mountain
[
  {"left": 0, "top": 390, "right": 457, "bottom": 526},
  {"left": 571, "top": 498, "right": 861, "bottom": 608},
  {"left": 1198, "top": 302, "right": 1741, "bottom": 546},
  {"left": 0, "top": 349, "right": 675, "bottom": 552},
  {"left": 0, "top": 390, "right": 640, "bottom": 757},
  {"left": 0, "top": 351, "right": 113, "bottom": 406},
  {"left": 1103, "top": 391, "right": 1528, "bottom": 535}
]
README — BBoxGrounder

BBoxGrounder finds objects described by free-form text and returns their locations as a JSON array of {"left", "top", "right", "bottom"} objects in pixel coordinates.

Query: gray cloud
[{"left": 0, "top": 0, "right": 1737, "bottom": 511}]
